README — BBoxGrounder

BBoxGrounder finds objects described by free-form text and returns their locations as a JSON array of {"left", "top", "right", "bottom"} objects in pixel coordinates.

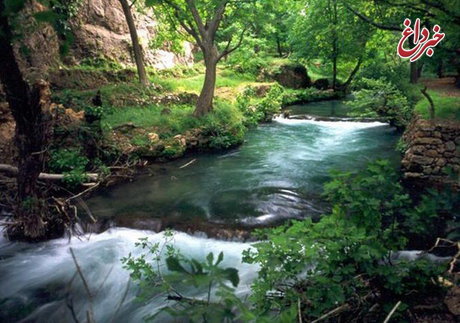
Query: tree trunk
[
  {"left": 119, "top": 0, "right": 149, "bottom": 86},
  {"left": 276, "top": 35, "right": 283, "bottom": 57},
  {"left": 421, "top": 86, "right": 435, "bottom": 119},
  {"left": 417, "top": 62, "right": 424, "bottom": 79},
  {"left": 340, "top": 56, "right": 363, "bottom": 91},
  {"left": 436, "top": 60, "right": 444, "bottom": 78},
  {"left": 331, "top": 0, "right": 338, "bottom": 91},
  {"left": 194, "top": 50, "right": 218, "bottom": 117},
  {"left": 0, "top": 6, "right": 53, "bottom": 240},
  {"left": 332, "top": 52, "right": 338, "bottom": 91},
  {"left": 410, "top": 61, "right": 418, "bottom": 83}
]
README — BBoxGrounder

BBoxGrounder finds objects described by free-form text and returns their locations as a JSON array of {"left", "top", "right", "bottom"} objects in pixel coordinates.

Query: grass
[
  {"left": 103, "top": 104, "right": 199, "bottom": 135},
  {"left": 415, "top": 90, "right": 460, "bottom": 121},
  {"left": 151, "top": 67, "right": 256, "bottom": 94},
  {"left": 103, "top": 100, "right": 245, "bottom": 138}
]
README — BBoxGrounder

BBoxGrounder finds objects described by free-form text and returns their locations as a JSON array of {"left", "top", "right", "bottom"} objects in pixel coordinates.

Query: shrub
[
  {"left": 347, "top": 78, "right": 413, "bottom": 129},
  {"left": 236, "top": 85, "right": 283, "bottom": 125},
  {"left": 49, "top": 148, "right": 89, "bottom": 187},
  {"left": 243, "top": 160, "right": 452, "bottom": 321}
]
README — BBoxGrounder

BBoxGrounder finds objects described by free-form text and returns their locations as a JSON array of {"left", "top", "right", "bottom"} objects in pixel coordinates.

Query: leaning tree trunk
[
  {"left": 119, "top": 0, "right": 149, "bottom": 86},
  {"left": 194, "top": 49, "right": 218, "bottom": 117},
  {"left": 0, "top": 6, "right": 53, "bottom": 240}
]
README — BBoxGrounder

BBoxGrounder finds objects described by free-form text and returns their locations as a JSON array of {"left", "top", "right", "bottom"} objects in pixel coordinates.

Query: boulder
[
  {"left": 313, "top": 78, "right": 330, "bottom": 90},
  {"left": 271, "top": 63, "right": 311, "bottom": 89},
  {"left": 69, "top": 0, "right": 194, "bottom": 69},
  {"left": 445, "top": 141, "right": 456, "bottom": 152}
]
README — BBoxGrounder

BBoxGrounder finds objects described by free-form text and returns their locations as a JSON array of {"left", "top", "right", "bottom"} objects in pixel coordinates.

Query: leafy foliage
[
  {"left": 347, "top": 78, "right": 413, "bottom": 128},
  {"left": 122, "top": 232, "right": 248, "bottom": 322},
  {"left": 243, "top": 160, "right": 452, "bottom": 321},
  {"left": 49, "top": 148, "right": 89, "bottom": 186}
]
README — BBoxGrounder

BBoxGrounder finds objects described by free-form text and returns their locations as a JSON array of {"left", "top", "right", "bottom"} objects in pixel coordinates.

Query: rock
[
  {"left": 405, "top": 172, "right": 422, "bottom": 179},
  {"left": 254, "top": 85, "right": 271, "bottom": 97},
  {"left": 445, "top": 141, "right": 456, "bottom": 151},
  {"left": 69, "top": 0, "right": 194, "bottom": 69},
  {"left": 174, "top": 135, "right": 187, "bottom": 147},
  {"left": 413, "top": 137, "right": 442, "bottom": 145},
  {"left": 436, "top": 158, "right": 447, "bottom": 167},
  {"left": 272, "top": 63, "right": 311, "bottom": 89},
  {"left": 161, "top": 108, "right": 172, "bottom": 115},
  {"left": 445, "top": 286, "right": 460, "bottom": 316},
  {"left": 407, "top": 145, "right": 426, "bottom": 155},
  {"left": 113, "top": 122, "right": 137, "bottom": 133},
  {"left": 425, "top": 149, "right": 438, "bottom": 157},
  {"left": 410, "top": 155, "right": 434, "bottom": 165},
  {"left": 148, "top": 132, "right": 159, "bottom": 143},
  {"left": 313, "top": 78, "right": 330, "bottom": 90},
  {"left": 423, "top": 166, "right": 433, "bottom": 175}
]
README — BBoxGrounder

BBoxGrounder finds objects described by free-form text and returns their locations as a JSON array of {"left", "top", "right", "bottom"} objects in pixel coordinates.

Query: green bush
[
  {"left": 237, "top": 85, "right": 283, "bottom": 126},
  {"left": 202, "top": 102, "right": 246, "bottom": 149},
  {"left": 347, "top": 78, "right": 413, "bottom": 129},
  {"left": 49, "top": 148, "right": 89, "bottom": 187},
  {"left": 122, "top": 160, "right": 455, "bottom": 322},
  {"left": 243, "top": 160, "right": 452, "bottom": 321}
]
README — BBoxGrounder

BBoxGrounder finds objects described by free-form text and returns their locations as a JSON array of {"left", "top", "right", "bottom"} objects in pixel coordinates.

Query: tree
[
  {"left": 146, "top": 0, "right": 253, "bottom": 116},
  {"left": 119, "top": 0, "right": 149, "bottom": 86},
  {"left": 0, "top": 0, "right": 53, "bottom": 239},
  {"left": 344, "top": 0, "right": 460, "bottom": 84},
  {"left": 290, "top": 0, "right": 370, "bottom": 91}
]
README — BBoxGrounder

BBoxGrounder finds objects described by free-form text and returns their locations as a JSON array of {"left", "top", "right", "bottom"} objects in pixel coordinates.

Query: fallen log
[{"left": 0, "top": 164, "right": 99, "bottom": 182}]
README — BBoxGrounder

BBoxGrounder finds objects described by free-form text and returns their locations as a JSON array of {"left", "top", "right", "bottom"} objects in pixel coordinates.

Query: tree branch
[
  {"left": 0, "top": 164, "right": 99, "bottom": 182},
  {"left": 218, "top": 27, "right": 247, "bottom": 60},
  {"left": 208, "top": 0, "right": 229, "bottom": 37},
  {"left": 344, "top": 4, "right": 402, "bottom": 31},
  {"left": 185, "top": 0, "right": 206, "bottom": 38}
]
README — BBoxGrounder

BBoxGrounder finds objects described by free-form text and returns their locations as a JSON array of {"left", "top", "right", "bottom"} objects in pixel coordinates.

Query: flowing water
[
  {"left": 0, "top": 100, "right": 400, "bottom": 322},
  {"left": 87, "top": 101, "right": 399, "bottom": 229}
]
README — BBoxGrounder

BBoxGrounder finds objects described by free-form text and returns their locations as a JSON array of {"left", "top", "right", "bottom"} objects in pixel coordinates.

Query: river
[{"left": 0, "top": 100, "right": 400, "bottom": 322}]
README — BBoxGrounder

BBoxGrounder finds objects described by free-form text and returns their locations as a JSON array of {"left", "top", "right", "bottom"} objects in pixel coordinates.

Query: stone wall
[{"left": 402, "top": 117, "right": 460, "bottom": 188}]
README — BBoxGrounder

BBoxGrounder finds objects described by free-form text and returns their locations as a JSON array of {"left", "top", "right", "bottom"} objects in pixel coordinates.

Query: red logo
[{"left": 397, "top": 18, "right": 445, "bottom": 62}]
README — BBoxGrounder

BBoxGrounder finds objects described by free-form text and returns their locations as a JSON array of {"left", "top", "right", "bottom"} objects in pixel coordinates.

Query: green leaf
[
  {"left": 206, "top": 252, "right": 214, "bottom": 266},
  {"left": 223, "top": 268, "right": 239, "bottom": 287},
  {"left": 166, "top": 256, "right": 188, "bottom": 274},
  {"left": 216, "top": 251, "right": 224, "bottom": 266}
]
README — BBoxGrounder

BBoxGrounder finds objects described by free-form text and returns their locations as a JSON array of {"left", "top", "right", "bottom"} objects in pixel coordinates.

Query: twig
[
  {"left": 298, "top": 297, "right": 303, "bottom": 323},
  {"left": 311, "top": 304, "right": 350, "bottom": 323},
  {"left": 66, "top": 182, "right": 100, "bottom": 203},
  {"left": 94, "top": 265, "right": 115, "bottom": 298},
  {"left": 69, "top": 248, "right": 93, "bottom": 301},
  {"left": 110, "top": 279, "right": 131, "bottom": 323},
  {"left": 383, "top": 301, "right": 402, "bottom": 323},
  {"left": 179, "top": 159, "right": 196, "bottom": 169}
]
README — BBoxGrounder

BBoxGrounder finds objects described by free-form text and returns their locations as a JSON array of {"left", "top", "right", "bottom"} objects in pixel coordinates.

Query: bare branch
[{"left": 0, "top": 164, "right": 99, "bottom": 182}]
